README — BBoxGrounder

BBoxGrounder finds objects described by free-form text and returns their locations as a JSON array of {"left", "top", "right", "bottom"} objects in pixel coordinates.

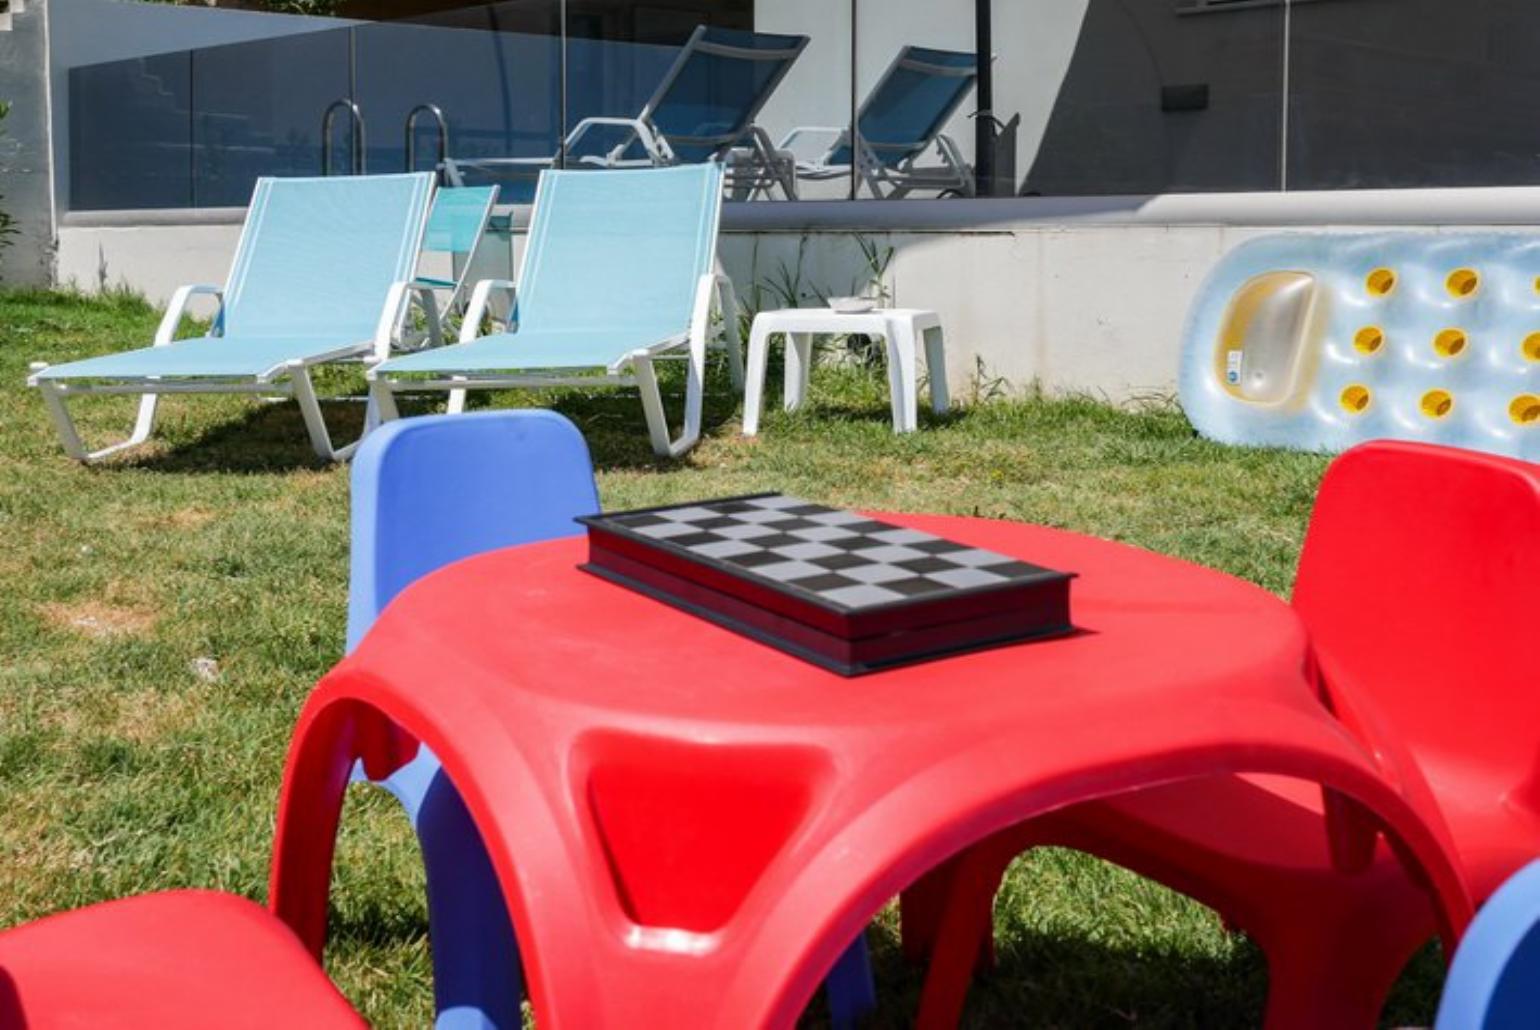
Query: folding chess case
[{"left": 577, "top": 493, "right": 1074, "bottom": 675}]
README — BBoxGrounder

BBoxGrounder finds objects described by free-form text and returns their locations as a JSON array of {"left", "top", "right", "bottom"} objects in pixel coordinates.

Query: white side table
[{"left": 742, "top": 307, "right": 949, "bottom": 435}]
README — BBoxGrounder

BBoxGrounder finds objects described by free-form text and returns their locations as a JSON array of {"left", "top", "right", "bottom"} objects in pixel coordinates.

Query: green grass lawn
[{"left": 0, "top": 289, "right": 1441, "bottom": 1027}]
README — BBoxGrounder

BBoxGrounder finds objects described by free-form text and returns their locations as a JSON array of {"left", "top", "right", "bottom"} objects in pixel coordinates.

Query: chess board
[{"left": 578, "top": 494, "right": 1073, "bottom": 675}]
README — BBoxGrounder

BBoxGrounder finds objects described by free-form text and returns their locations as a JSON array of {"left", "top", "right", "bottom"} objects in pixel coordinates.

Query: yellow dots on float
[
  {"left": 1365, "top": 268, "right": 1396, "bottom": 297},
  {"left": 1510, "top": 395, "right": 1540, "bottom": 426},
  {"left": 1420, "top": 389, "right": 1455, "bottom": 419},
  {"left": 1523, "top": 333, "right": 1540, "bottom": 363},
  {"left": 1339, "top": 385, "right": 1372, "bottom": 414},
  {"left": 1433, "top": 328, "right": 1468, "bottom": 359},
  {"left": 1353, "top": 326, "right": 1385, "bottom": 355},
  {"left": 1446, "top": 268, "right": 1480, "bottom": 298}
]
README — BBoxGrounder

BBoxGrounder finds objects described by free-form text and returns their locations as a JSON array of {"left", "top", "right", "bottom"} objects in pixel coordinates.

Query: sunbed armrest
[
  {"left": 460, "top": 279, "right": 519, "bottom": 344},
  {"left": 777, "top": 125, "right": 847, "bottom": 156},
  {"left": 370, "top": 281, "right": 417, "bottom": 363},
  {"left": 154, "top": 284, "right": 224, "bottom": 346},
  {"left": 565, "top": 116, "right": 673, "bottom": 165}
]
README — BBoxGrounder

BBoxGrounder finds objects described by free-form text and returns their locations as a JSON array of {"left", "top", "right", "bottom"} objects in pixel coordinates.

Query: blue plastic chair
[
  {"left": 410, "top": 185, "right": 501, "bottom": 348},
  {"left": 443, "top": 25, "right": 809, "bottom": 200},
  {"left": 1436, "top": 860, "right": 1540, "bottom": 1029},
  {"left": 349, "top": 410, "right": 600, "bottom": 1030},
  {"left": 348, "top": 409, "right": 875, "bottom": 1028},
  {"left": 28, "top": 173, "right": 436, "bottom": 462},
  {"left": 781, "top": 46, "right": 979, "bottom": 198},
  {"left": 371, "top": 164, "right": 743, "bottom": 458}
]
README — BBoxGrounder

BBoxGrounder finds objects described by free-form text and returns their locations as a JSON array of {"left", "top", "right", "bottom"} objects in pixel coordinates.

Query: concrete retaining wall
[{"left": 0, "top": 0, "right": 56, "bottom": 285}]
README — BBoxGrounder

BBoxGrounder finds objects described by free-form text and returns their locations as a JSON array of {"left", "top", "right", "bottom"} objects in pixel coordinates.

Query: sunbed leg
[
  {"left": 36, "top": 379, "right": 161, "bottom": 463},
  {"left": 291, "top": 364, "right": 361, "bottom": 462},
  {"left": 634, "top": 352, "right": 702, "bottom": 459},
  {"left": 38, "top": 381, "right": 89, "bottom": 461},
  {"left": 369, "top": 378, "right": 403, "bottom": 424},
  {"left": 416, "top": 288, "right": 446, "bottom": 348},
  {"left": 716, "top": 276, "right": 745, "bottom": 390}
]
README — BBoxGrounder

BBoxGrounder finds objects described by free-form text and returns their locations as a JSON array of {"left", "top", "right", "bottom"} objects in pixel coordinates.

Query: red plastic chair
[
  {"left": 0, "top": 889, "right": 363, "bottom": 1027},
  {"left": 912, "top": 440, "right": 1540, "bottom": 1027}
]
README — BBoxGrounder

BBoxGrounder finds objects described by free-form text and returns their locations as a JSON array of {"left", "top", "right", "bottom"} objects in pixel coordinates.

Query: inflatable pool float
[{"left": 1179, "top": 233, "right": 1540, "bottom": 459}]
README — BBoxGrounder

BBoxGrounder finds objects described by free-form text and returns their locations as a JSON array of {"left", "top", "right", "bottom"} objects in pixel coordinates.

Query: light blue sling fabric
[
  {"left": 378, "top": 163, "right": 721, "bottom": 377},
  {"left": 35, "top": 174, "right": 435, "bottom": 381}
]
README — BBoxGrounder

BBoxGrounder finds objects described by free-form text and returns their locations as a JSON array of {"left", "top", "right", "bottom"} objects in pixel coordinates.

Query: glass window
[
  {"left": 191, "top": 29, "right": 350, "bottom": 208},
  {"left": 355, "top": 4, "right": 562, "bottom": 205},
  {"left": 853, "top": 0, "right": 980, "bottom": 199},
  {"left": 752, "top": 1, "right": 854, "bottom": 201},
  {"left": 70, "top": 54, "right": 192, "bottom": 210},
  {"left": 1287, "top": 0, "right": 1540, "bottom": 190},
  {"left": 556, "top": 0, "right": 832, "bottom": 202},
  {"left": 1018, "top": 0, "right": 1285, "bottom": 197}
]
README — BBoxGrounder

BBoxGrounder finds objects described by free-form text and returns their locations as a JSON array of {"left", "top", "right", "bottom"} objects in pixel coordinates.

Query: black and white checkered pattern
[{"left": 608, "top": 494, "right": 1050, "bottom": 611}]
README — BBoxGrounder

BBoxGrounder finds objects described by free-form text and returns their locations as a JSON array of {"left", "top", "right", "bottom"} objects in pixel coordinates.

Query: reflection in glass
[
  {"left": 70, "top": 54, "right": 192, "bottom": 210},
  {"left": 751, "top": 1, "right": 854, "bottom": 200},
  {"left": 1016, "top": 0, "right": 1283, "bottom": 196},
  {"left": 356, "top": 7, "right": 561, "bottom": 204},
  {"left": 1288, "top": 0, "right": 1540, "bottom": 189},
  {"left": 192, "top": 29, "right": 350, "bottom": 207},
  {"left": 433, "top": 18, "right": 809, "bottom": 200},
  {"left": 851, "top": 0, "right": 982, "bottom": 200},
  {"left": 786, "top": 46, "right": 978, "bottom": 199}
]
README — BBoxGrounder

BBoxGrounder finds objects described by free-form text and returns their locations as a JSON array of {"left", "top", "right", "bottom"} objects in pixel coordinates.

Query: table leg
[
  {"left": 885, "top": 320, "right": 920, "bottom": 433},
  {"left": 742, "top": 321, "right": 774, "bottom": 436},
  {"left": 923, "top": 325, "right": 950, "bottom": 415},
  {"left": 785, "top": 333, "right": 815, "bottom": 412}
]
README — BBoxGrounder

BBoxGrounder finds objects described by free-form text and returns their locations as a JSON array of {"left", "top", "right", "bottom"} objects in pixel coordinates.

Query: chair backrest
[
  {"left": 347, "top": 410, "right": 600, "bottom": 652},
  {"left": 1292, "top": 441, "right": 1540, "bottom": 793},
  {"left": 222, "top": 173, "right": 435, "bottom": 341},
  {"left": 423, "top": 185, "right": 499, "bottom": 265},
  {"left": 830, "top": 46, "right": 978, "bottom": 169},
  {"left": 514, "top": 163, "right": 723, "bottom": 344},
  {"left": 644, "top": 25, "right": 809, "bottom": 164},
  {"left": 1436, "top": 860, "right": 1540, "bottom": 1028},
  {"left": 417, "top": 185, "right": 500, "bottom": 304}
]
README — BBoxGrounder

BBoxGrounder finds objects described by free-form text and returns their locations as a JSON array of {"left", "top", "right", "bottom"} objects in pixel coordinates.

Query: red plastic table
[{"left": 268, "top": 515, "right": 1473, "bottom": 1028}]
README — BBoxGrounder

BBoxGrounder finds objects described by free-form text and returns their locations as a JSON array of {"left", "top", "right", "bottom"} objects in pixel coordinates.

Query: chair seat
[
  {"left": 0, "top": 890, "right": 364, "bottom": 1029},
  {"left": 33, "top": 335, "right": 369, "bottom": 382},
  {"left": 376, "top": 326, "right": 680, "bottom": 377}
]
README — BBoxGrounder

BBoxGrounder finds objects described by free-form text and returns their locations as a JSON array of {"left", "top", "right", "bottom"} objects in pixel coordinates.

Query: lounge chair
[
  {"left": 781, "top": 46, "right": 979, "bottom": 199},
  {"left": 443, "top": 25, "right": 808, "bottom": 201},
  {"left": 409, "top": 184, "right": 500, "bottom": 349},
  {"left": 370, "top": 163, "right": 742, "bottom": 458},
  {"left": 27, "top": 173, "right": 436, "bottom": 462},
  {"left": 349, "top": 411, "right": 600, "bottom": 1029}
]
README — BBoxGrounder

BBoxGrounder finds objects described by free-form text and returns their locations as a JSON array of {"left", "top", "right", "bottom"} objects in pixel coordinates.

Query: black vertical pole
[
  {"left": 974, "top": 0, "right": 994, "bottom": 196},
  {"left": 558, "top": 0, "right": 569, "bottom": 170},
  {"left": 850, "top": 0, "right": 860, "bottom": 200}
]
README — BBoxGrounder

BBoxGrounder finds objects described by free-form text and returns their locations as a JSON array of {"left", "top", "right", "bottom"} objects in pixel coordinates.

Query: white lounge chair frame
[
  {"left": 27, "top": 174, "right": 434, "bottom": 463},
  {"left": 408, "top": 185, "right": 501, "bottom": 350},
  {"left": 29, "top": 281, "right": 416, "bottom": 464},
  {"left": 370, "top": 271, "right": 742, "bottom": 459}
]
